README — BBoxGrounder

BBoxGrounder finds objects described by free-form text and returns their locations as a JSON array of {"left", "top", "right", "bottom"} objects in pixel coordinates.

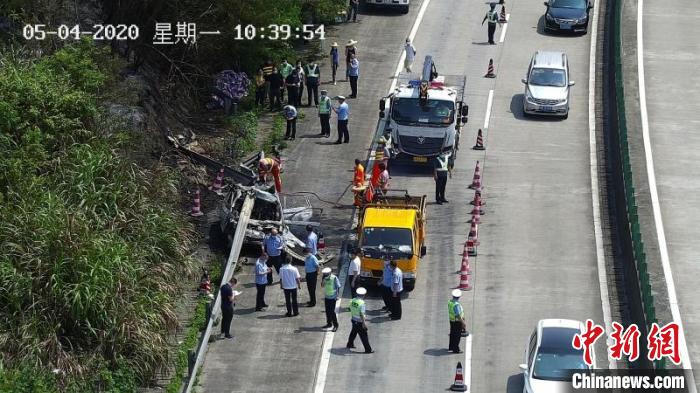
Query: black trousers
[
  {"left": 298, "top": 84, "right": 304, "bottom": 106},
  {"left": 307, "top": 83, "right": 319, "bottom": 106},
  {"left": 435, "top": 172, "right": 448, "bottom": 201},
  {"left": 488, "top": 22, "right": 496, "bottom": 44},
  {"left": 449, "top": 321, "right": 463, "bottom": 351},
  {"left": 390, "top": 291, "right": 402, "bottom": 319},
  {"left": 267, "top": 255, "right": 282, "bottom": 284},
  {"left": 381, "top": 285, "right": 391, "bottom": 309},
  {"left": 284, "top": 288, "right": 299, "bottom": 315},
  {"left": 349, "top": 76, "right": 358, "bottom": 97},
  {"left": 319, "top": 114, "right": 331, "bottom": 136},
  {"left": 306, "top": 272, "right": 318, "bottom": 306},
  {"left": 256, "top": 284, "right": 267, "bottom": 309},
  {"left": 286, "top": 86, "right": 298, "bottom": 105},
  {"left": 347, "top": 3, "right": 359, "bottom": 21},
  {"left": 331, "top": 63, "right": 338, "bottom": 82},
  {"left": 347, "top": 274, "right": 356, "bottom": 297},
  {"left": 255, "top": 87, "right": 266, "bottom": 106},
  {"left": 337, "top": 120, "right": 349, "bottom": 143},
  {"left": 221, "top": 305, "right": 234, "bottom": 335},
  {"left": 348, "top": 321, "right": 372, "bottom": 352},
  {"left": 324, "top": 298, "right": 339, "bottom": 328},
  {"left": 286, "top": 118, "right": 297, "bottom": 138},
  {"left": 269, "top": 89, "right": 281, "bottom": 110}
]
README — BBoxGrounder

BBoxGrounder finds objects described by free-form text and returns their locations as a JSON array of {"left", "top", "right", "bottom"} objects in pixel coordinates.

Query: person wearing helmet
[
  {"left": 320, "top": 267, "right": 341, "bottom": 331},
  {"left": 346, "top": 287, "right": 373, "bottom": 353},
  {"left": 258, "top": 157, "right": 282, "bottom": 193},
  {"left": 448, "top": 289, "right": 468, "bottom": 353}
]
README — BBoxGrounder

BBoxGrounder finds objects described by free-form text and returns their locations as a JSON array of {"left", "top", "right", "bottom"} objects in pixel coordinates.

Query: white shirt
[
  {"left": 279, "top": 264, "right": 300, "bottom": 289},
  {"left": 404, "top": 43, "right": 416, "bottom": 62},
  {"left": 392, "top": 267, "right": 403, "bottom": 293},
  {"left": 349, "top": 256, "right": 361, "bottom": 276}
]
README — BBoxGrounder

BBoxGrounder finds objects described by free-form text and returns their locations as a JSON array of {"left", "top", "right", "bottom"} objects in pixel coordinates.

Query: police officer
[
  {"left": 481, "top": 3, "right": 499, "bottom": 45},
  {"left": 346, "top": 287, "right": 374, "bottom": 353},
  {"left": 448, "top": 289, "right": 468, "bottom": 353},
  {"left": 379, "top": 259, "right": 393, "bottom": 312},
  {"left": 306, "top": 61, "right": 320, "bottom": 106},
  {"left": 434, "top": 152, "right": 452, "bottom": 204},
  {"left": 318, "top": 90, "right": 332, "bottom": 137},
  {"left": 321, "top": 267, "right": 341, "bottom": 331},
  {"left": 389, "top": 260, "right": 403, "bottom": 320}
]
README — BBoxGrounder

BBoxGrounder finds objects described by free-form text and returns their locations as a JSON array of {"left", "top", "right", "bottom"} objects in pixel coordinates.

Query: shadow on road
[
  {"left": 506, "top": 373, "right": 524, "bottom": 393},
  {"left": 509, "top": 94, "right": 565, "bottom": 122},
  {"left": 257, "top": 314, "right": 289, "bottom": 320},
  {"left": 423, "top": 348, "right": 452, "bottom": 357}
]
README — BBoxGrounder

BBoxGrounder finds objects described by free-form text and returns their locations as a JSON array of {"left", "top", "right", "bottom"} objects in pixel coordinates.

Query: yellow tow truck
[{"left": 356, "top": 190, "right": 427, "bottom": 292}]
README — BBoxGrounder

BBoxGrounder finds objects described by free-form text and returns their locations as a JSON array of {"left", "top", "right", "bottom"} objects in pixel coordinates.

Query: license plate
[
  {"left": 541, "top": 106, "right": 554, "bottom": 112},
  {"left": 559, "top": 23, "right": 572, "bottom": 29},
  {"left": 412, "top": 156, "right": 428, "bottom": 163}
]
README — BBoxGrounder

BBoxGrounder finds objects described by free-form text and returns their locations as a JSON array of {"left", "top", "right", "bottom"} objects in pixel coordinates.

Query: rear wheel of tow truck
[
  {"left": 404, "top": 282, "right": 415, "bottom": 292},
  {"left": 401, "top": 5, "right": 410, "bottom": 14}
]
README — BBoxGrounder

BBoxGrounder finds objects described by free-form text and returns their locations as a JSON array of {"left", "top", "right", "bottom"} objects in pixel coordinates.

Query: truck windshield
[
  {"left": 391, "top": 98, "right": 454, "bottom": 126},
  {"left": 361, "top": 228, "right": 413, "bottom": 254}
]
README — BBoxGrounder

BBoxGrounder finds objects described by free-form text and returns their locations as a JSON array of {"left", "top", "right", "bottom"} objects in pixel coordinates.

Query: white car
[
  {"left": 520, "top": 319, "right": 594, "bottom": 393},
  {"left": 366, "top": 0, "right": 410, "bottom": 14},
  {"left": 522, "top": 51, "right": 575, "bottom": 119}
]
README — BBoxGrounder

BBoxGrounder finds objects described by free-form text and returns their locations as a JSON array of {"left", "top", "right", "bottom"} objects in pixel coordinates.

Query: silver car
[{"left": 522, "top": 51, "right": 575, "bottom": 118}]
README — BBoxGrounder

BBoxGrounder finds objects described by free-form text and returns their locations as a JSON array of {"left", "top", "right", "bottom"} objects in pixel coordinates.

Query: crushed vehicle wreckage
[{"left": 168, "top": 134, "right": 335, "bottom": 264}]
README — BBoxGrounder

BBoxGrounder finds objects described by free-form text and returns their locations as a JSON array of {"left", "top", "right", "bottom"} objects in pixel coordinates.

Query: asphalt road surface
[
  {"left": 197, "top": 0, "right": 613, "bottom": 391},
  {"left": 641, "top": 0, "right": 700, "bottom": 387}
]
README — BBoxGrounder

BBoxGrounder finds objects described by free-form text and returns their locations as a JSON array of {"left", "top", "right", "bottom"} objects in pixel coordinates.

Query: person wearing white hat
[
  {"left": 347, "top": 287, "right": 373, "bottom": 353},
  {"left": 320, "top": 267, "right": 341, "bottom": 331},
  {"left": 448, "top": 289, "right": 467, "bottom": 353},
  {"left": 329, "top": 42, "right": 340, "bottom": 84},
  {"left": 344, "top": 40, "right": 357, "bottom": 80},
  {"left": 318, "top": 90, "right": 332, "bottom": 137}
]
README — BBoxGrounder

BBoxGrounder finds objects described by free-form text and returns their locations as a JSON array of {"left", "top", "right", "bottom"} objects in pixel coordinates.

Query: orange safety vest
[{"left": 353, "top": 164, "right": 365, "bottom": 186}]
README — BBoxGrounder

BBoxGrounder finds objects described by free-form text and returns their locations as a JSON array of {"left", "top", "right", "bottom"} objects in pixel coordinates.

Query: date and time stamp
[{"left": 21, "top": 22, "right": 326, "bottom": 44}]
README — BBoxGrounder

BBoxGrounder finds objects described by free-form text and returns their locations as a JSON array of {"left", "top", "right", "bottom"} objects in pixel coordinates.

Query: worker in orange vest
[
  {"left": 352, "top": 159, "right": 365, "bottom": 207},
  {"left": 258, "top": 157, "right": 282, "bottom": 193}
]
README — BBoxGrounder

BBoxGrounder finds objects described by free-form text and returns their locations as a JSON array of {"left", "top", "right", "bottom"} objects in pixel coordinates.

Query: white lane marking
[
  {"left": 587, "top": 0, "right": 617, "bottom": 370},
  {"left": 314, "top": 0, "right": 433, "bottom": 391},
  {"left": 464, "top": 334, "right": 473, "bottom": 391},
  {"left": 498, "top": 14, "right": 510, "bottom": 43},
  {"left": 637, "top": 0, "right": 697, "bottom": 388},
  {"left": 483, "top": 90, "right": 494, "bottom": 129}
]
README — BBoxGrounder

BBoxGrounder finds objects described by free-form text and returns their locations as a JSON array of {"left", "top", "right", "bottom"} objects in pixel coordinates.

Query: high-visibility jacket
[
  {"left": 319, "top": 96, "right": 332, "bottom": 114},
  {"left": 350, "top": 298, "right": 364, "bottom": 321},
  {"left": 436, "top": 155, "right": 449, "bottom": 172},
  {"left": 306, "top": 64, "right": 320, "bottom": 81},
  {"left": 324, "top": 275, "right": 338, "bottom": 298},
  {"left": 487, "top": 10, "right": 499, "bottom": 23},
  {"left": 448, "top": 299, "right": 464, "bottom": 322},
  {"left": 353, "top": 164, "right": 365, "bottom": 186}
]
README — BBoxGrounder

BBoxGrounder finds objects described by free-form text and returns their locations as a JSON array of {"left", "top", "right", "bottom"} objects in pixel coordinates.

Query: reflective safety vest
[
  {"left": 436, "top": 155, "right": 449, "bottom": 172},
  {"left": 353, "top": 164, "right": 365, "bottom": 186},
  {"left": 350, "top": 298, "right": 365, "bottom": 320},
  {"left": 324, "top": 275, "right": 338, "bottom": 298},
  {"left": 487, "top": 10, "right": 499, "bottom": 23},
  {"left": 319, "top": 96, "right": 331, "bottom": 114},
  {"left": 448, "top": 299, "right": 464, "bottom": 322},
  {"left": 307, "top": 64, "right": 319, "bottom": 78}
]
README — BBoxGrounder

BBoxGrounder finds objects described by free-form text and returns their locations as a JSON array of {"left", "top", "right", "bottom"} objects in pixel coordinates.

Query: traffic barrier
[
  {"left": 209, "top": 167, "right": 225, "bottom": 194},
  {"left": 485, "top": 59, "right": 496, "bottom": 78},
  {"left": 451, "top": 361, "right": 468, "bottom": 391},
  {"left": 472, "top": 128, "right": 485, "bottom": 150},
  {"left": 468, "top": 161, "right": 482, "bottom": 190},
  {"left": 466, "top": 239, "right": 478, "bottom": 257},
  {"left": 499, "top": 5, "right": 507, "bottom": 22},
  {"left": 190, "top": 189, "right": 204, "bottom": 217}
]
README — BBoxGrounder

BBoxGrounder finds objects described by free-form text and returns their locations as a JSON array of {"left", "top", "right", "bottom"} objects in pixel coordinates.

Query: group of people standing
[{"left": 255, "top": 59, "right": 322, "bottom": 111}]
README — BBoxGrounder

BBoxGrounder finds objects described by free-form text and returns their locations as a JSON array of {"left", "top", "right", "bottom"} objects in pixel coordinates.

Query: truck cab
[
  {"left": 379, "top": 56, "right": 468, "bottom": 164},
  {"left": 356, "top": 191, "right": 426, "bottom": 292}
]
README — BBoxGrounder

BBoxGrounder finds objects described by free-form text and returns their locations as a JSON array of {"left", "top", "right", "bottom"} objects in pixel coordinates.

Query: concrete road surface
[{"left": 640, "top": 0, "right": 700, "bottom": 386}]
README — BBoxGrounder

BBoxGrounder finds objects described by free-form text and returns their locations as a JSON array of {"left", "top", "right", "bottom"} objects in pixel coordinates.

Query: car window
[
  {"left": 532, "top": 327, "right": 589, "bottom": 381},
  {"left": 550, "top": 0, "right": 586, "bottom": 8},
  {"left": 527, "top": 332, "right": 537, "bottom": 368},
  {"left": 529, "top": 68, "right": 567, "bottom": 87}
]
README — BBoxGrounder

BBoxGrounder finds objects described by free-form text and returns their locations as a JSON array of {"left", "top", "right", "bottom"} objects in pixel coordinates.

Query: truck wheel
[
  {"left": 404, "top": 282, "right": 415, "bottom": 292},
  {"left": 401, "top": 5, "right": 410, "bottom": 13}
]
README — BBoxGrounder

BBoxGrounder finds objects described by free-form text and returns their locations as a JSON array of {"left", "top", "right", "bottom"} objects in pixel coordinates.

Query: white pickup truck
[{"left": 365, "top": 0, "right": 410, "bottom": 14}]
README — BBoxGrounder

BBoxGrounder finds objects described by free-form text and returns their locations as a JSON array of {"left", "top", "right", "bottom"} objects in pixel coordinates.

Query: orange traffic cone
[
  {"left": 473, "top": 128, "right": 485, "bottom": 150},
  {"left": 190, "top": 189, "right": 204, "bottom": 217},
  {"left": 451, "top": 361, "right": 468, "bottom": 391},
  {"left": 468, "top": 161, "right": 482, "bottom": 190},
  {"left": 485, "top": 59, "right": 496, "bottom": 78},
  {"left": 500, "top": 5, "right": 507, "bottom": 22},
  {"left": 466, "top": 239, "right": 478, "bottom": 257},
  {"left": 209, "top": 167, "right": 224, "bottom": 194}
]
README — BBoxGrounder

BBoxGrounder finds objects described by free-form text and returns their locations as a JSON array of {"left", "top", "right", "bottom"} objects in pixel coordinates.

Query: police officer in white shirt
[
  {"left": 389, "top": 260, "right": 403, "bottom": 320},
  {"left": 279, "top": 257, "right": 301, "bottom": 317}
]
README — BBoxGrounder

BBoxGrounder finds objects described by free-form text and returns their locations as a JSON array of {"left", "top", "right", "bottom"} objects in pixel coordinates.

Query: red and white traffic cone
[
  {"left": 469, "top": 209, "right": 481, "bottom": 224},
  {"left": 500, "top": 5, "right": 508, "bottom": 22},
  {"left": 451, "top": 361, "right": 468, "bottom": 391},
  {"left": 473, "top": 128, "right": 486, "bottom": 150},
  {"left": 190, "top": 189, "right": 204, "bottom": 217},
  {"left": 458, "top": 267, "right": 472, "bottom": 291},
  {"left": 318, "top": 232, "right": 326, "bottom": 253},
  {"left": 460, "top": 252, "right": 471, "bottom": 274},
  {"left": 466, "top": 239, "right": 478, "bottom": 257},
  {"left": 468, "top": 161, "right": 482, "bottom": 190},
  {"left": 485, "top": 58, "right": 496, "bottom": 78},
  {"left": 468, "top": 221, "right": 479, "bottom": 245},
  {"left": 470, "top": 192, "right": 485, "bottom": 207},
  {"left": 462, "top": 241, "right": 470, "bottom": 258},
  {"left": 209, "top": 167, "right": 225, "bottom": 194}
]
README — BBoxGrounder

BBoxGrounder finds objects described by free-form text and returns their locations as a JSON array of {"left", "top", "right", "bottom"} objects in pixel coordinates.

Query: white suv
[
  {"left": 366, "top": 0, "right": 410, "bottom": 14},
  {"left": 522, "top": 51, "right": 575, "bottom": 119}
]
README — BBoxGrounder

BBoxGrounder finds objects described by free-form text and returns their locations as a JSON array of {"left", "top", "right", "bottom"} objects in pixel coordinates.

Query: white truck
[
  {"left": 379, "top": 56, "right": 468, "bottom": 164},
  {"left": 365, "top": 0, "right": 410, "bottom": 14}
]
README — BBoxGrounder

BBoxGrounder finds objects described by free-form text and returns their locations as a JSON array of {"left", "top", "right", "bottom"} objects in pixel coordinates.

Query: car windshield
[
  {"left": 532, "top": 327, "right": 589, "bottom": 381},
  {"left": 550, "top": 0, "right": 586, "bottom": 8},
  {"left": 391, "top": 98, "right": 454, "bottom": 126},
  {"left": 362, "top": 228, "right": 413, "bottom": 254},
  {"left": 529, "top": 68, "right": 567, "bottom": 87}
]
